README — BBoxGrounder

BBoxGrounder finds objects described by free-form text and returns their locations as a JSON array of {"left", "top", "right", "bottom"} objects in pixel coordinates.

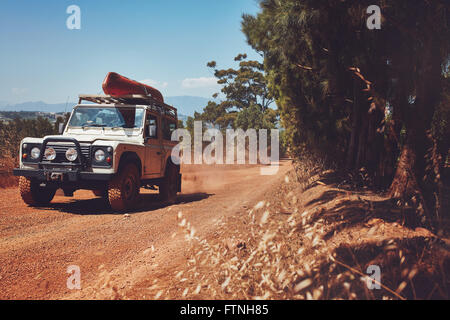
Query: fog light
[
  {"left": 65, "top": 148, "right": 78, "bottom": 162},
  {"left": 44, "top": 147, "right": 56, "bottom": 161}
]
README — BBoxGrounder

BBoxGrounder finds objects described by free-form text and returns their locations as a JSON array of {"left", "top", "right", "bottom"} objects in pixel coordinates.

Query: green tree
[
  {"left": 197, "top": 54, "right": 278, "bottom": 132},
  {"left": 207, "top": 54, "right": 273, "bottom": 112},
  {"left": 235, "top": 104, "right": 278, "bottom": 131},
  {"left": 242, "top": 0, "right": 450, "bottom": 222}
]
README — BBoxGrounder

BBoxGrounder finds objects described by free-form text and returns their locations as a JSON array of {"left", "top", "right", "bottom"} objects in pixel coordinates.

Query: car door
[{"left": 144, "top": 112, "right": 163, "bottom": 175}]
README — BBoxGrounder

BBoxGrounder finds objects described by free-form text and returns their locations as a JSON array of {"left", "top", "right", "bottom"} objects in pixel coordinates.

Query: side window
[
  {"left": 162, "top": 118, "right": 177, "bottom": 140},
  {"left": 145, "top": 113, "right": 158, "bottom": 139}
]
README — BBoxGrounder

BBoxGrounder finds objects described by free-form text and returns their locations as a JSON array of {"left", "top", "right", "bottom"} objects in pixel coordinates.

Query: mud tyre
[
  {"left": 108, "top": 163, "right": 140, "bottom": 211},
  {"left": 159, "top": 162, "right": 179, "bottom": 204},
  {"left": 19, "top": 176, "right": 56, "bottom": 206}
]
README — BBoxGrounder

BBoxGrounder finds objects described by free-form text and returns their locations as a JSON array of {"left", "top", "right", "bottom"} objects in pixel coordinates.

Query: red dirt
[{"left": 0, "top": 162, "right": 291, "bottom": 299}]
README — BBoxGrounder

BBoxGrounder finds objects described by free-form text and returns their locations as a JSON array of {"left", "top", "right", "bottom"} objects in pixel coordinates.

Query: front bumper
[{"left": 13, "top": 168, "right": 115, "bottom": 182}]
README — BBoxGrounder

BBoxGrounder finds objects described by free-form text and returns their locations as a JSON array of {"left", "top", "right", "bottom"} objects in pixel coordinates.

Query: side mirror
[{"left": 58, "top": 123, "right": 65, "bottom": 134}]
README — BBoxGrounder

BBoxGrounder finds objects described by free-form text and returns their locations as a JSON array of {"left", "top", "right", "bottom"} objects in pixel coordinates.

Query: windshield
[{"left": 68, "top": 107, "right": 144, "bottom": 129}]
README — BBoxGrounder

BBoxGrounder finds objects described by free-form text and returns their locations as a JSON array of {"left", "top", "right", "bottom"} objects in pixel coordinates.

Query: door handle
[{"left": 156, "top": 152, "right": 162, "bottom": 155}]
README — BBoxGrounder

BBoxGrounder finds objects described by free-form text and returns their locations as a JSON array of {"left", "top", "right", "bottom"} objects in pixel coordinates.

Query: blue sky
[{"left": 0, "top": 0, "right": 262, "bottom": 104}]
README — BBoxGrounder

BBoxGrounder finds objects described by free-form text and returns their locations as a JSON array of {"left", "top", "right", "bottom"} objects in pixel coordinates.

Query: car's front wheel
[
  {"left": 108, "top": 163, "right": 140, "bottom": 211},
  {"left": 19, "top": 176, "right": 56, "bottom": 206}
]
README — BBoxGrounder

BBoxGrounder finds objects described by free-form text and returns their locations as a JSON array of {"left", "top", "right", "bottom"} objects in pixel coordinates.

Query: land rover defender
[{"left": 13, "top": 94, "right": 181, "bottom": 211}]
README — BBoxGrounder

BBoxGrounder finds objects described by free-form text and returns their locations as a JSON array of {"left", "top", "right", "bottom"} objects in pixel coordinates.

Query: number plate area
[{"left": 46, "top": 171, "right": 64, "bottom": 182}]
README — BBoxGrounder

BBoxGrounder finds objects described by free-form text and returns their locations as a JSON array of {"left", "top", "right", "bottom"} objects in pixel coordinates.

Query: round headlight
[
  {"left": 30, "top": 147, "right": 41, "bottom": 159},
  {"left": 65, "top": 148, "right": 78, "bottom": 162},
  {"left": 44, "top": 147, "right": 56, "bottom": 161},
  {"left": 94, "top": 149, "right": 105, "bottom": 162}
]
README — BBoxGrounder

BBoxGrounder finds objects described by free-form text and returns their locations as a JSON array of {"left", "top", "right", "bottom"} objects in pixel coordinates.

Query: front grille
[{"left": 46, "top": 144, "right": 91, "bottom": 164}]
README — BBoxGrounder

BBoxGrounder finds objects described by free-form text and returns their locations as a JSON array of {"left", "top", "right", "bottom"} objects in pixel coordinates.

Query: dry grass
[{"left": 158, "top": 164, "right": 449, "bottom": 300}]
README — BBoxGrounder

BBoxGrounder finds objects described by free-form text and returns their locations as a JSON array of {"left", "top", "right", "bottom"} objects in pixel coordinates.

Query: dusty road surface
[{"left": 0, "top": 161, "right": 290, "bottom": 299}]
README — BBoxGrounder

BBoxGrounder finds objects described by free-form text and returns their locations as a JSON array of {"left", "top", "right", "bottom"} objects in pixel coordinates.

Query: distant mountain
[
  {"left": 0, "top": 101, "right": 74, "bottom": 113},
  {"left": 0, "top": 95, "right": 211, "bottom": 117}
]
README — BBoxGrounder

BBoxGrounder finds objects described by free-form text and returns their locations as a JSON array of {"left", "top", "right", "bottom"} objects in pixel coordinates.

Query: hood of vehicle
[
  {"left": 22, "top": 128, "right": 144, "bottom": 146},
  {"left": 66, "top": 127, "right": 143, "bottom": 143}
]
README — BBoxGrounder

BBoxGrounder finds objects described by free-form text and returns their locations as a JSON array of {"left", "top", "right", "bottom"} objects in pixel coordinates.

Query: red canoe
[{"left": 102, "top": 72, "right": 164, "bottom": 103}]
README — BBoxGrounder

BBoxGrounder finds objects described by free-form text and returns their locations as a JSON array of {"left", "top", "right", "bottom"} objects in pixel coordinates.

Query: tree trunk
[
  {"left": 346, "top": 80, "right": 385, "bottom": 176},
  {"left": 346, "top": 82, "right": 360, "bottom": 168},
  {"left": 389, "top": 31, "right": 441, "bottom": 211},
  {"left": 388, "top": 137, "right": 420, "bottom": 198}
]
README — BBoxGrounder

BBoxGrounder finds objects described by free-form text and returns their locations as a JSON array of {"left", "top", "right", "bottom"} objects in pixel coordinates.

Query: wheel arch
[{"left": 118, "top": 152, "right": 142, "bottom": 177}]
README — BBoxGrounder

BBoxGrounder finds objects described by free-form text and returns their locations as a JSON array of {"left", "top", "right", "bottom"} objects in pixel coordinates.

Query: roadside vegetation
[
  {"left": 240, "top": 0, "right": 449, "bottom": 231},
  {"left": 0, "top": 114, "right": 69, "bottom": 186}
]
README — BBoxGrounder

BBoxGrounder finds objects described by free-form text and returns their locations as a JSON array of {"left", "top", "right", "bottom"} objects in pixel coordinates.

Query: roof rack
[{"left": 78, "top": 94, "right": 177, "bottom": 119}]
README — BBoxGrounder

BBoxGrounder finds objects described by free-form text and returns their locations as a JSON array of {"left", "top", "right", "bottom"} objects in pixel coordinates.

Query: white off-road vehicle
[{"left": 13, "top": 94, "right": 181, "bottom": 211}]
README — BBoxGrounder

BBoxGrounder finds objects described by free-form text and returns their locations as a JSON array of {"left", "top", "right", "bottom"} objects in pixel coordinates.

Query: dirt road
[{"left": 0, "top": 161, "right": 290, "bottom": 299}]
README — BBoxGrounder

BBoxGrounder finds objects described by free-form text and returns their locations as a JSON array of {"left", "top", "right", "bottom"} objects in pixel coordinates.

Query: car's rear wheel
[
  {"left": 19, "top": 176, "right": 56, "bottom": 206},
  {"left": 159, "top": 162, "right": 179, "bottom": 204},
  {"left": 108, "top": 163, "right": 140, "bottom": 211}
]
